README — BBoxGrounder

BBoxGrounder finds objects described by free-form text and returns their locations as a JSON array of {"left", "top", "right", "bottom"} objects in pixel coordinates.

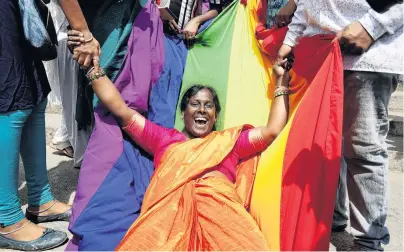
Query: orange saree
[{"left": 116, "top": 126, "right": 269, "bottom": 250}]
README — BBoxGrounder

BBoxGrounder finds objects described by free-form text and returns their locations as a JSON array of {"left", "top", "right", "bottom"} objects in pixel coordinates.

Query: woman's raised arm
[
  {"left": 88, "top": 68, "right": 171, "bottom": 156},
  {"left": 89, "top": 70, "right": 141, "bottom": 127},
  {"left": 260, "top": 59, "right": 291, "bottom": 146},
  {"left": 245, "top": 59, "right": 291, "bottom": 150}
]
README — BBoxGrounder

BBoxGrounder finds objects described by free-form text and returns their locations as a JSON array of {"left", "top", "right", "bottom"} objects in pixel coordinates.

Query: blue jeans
[
  {"left": 0, "top": 99, "right": 54, "bottom": 227},
  {"left": 333, "top": 71, "right": 398, "bottom": 250}
]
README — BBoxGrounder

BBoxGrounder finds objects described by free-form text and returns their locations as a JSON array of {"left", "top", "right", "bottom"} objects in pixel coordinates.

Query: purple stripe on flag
[{"left": 66, "top": 1, "right": 164, "bottom": 250}]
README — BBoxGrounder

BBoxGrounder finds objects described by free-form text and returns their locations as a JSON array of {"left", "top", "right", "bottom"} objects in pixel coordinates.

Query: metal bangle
[{"left": 83, "top": 33, "right": 94, "bottom": 43}]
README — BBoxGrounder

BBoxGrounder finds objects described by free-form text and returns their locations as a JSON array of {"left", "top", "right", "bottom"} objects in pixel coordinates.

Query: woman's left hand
[{"left": 183, "top": 19, "right": 200, "bottom": 40}]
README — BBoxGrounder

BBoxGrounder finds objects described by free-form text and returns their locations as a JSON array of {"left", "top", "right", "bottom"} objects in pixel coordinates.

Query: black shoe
[
  {"left": 26, "top": 208, "right": 72, "bottom": 224},
  {"left": 332, "top": 224, "right": 348, "bottom": 232},
  {"left": 0, "top": 228, "right": 67, "bottom": 251}
]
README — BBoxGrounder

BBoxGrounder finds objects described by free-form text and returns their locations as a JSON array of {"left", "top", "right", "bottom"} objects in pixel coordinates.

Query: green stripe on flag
[{"left": 174, "top": 1, "right": 239, "bottom": 131}]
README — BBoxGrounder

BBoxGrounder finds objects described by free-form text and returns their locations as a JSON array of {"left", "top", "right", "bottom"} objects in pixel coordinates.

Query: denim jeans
[
  {"left": 333, "top": 71, "right": 398, "bottom": 250},
  {"left": 0, "top": 99, "right": 54, "bottom": 227}
]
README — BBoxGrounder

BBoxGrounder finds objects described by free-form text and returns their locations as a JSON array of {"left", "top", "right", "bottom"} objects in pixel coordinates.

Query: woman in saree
[{"left": 72, "top": 52, "right": 292, "bottom": 249}]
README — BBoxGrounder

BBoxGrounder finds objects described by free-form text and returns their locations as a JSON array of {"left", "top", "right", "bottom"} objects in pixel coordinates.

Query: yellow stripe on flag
[
  {"left": 222, "top": 1, "right": 311, "bottom": 250},
  {"left": 223, "top": 3, "right": 272, "bottom": 129}
]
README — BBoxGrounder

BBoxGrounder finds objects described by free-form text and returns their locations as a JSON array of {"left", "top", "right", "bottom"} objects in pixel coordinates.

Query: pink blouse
[{"left": 124, "top": 120, "right": 267, "bottom": 183}]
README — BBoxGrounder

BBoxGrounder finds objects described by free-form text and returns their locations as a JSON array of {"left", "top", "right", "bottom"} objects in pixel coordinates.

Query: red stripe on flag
[{"left": 281, "top": 36, "right": 343, "bottom": 251}]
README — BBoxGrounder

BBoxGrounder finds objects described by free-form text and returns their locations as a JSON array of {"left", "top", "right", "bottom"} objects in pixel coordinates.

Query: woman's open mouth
[{"left": 194, "top": 117, "right": 208, "bottom": 126}]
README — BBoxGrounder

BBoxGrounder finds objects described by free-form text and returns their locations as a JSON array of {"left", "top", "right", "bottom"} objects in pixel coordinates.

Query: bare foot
[
  {"left": 27, "top": 200, "right": 71, "bottom": 217},
  {"left": 0, "top": 219, "right": 45, "bottom": 241}
]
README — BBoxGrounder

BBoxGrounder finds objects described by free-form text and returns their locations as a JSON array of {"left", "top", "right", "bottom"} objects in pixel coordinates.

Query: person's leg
[
  {"left": 332, "top": 157, "right": 349, "bottom": 231},
  {"left": 52, "top": 119, "right": 72, "bottom": 150},
  {"left": 0, "top": 108, "right": 50, "bottom": 242},
  {"left": 0, "top": 109, "right": 31, "bottom": 228},
  {"left": 20, "top": 99, "right": 54, "bottom": 207},
  {"left": 21, "top": 99, "right": 71, "bottom": 216},
  {"left": 51, "top": 116, "right": 74, "bottom": 158},
  {"left": 343, "top": 71, "right": 398, "bottom": 250},
  {"left": 58, "top": 38, "right": 90, "bottom": 167}
]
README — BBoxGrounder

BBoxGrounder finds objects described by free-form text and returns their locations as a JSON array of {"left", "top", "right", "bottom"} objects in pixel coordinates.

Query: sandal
[
  {"left": 49, "top": 142, "right": 74, "bottom": 158},
  {"left": 62, "top": 146, "right": 74, "bottom": 158}
]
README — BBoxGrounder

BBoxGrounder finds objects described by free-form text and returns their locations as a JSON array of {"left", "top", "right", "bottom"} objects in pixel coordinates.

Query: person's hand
[
  {"left": 168, "top": 20, "right": 181, "bottom": 34},
  {"left": 67, "top": 29, "right": 85, "bottom": 48},
  {"left": 336, "top": 21, "right": 374, "bottom": 55},
  {"left": 69, "top": 30, "right": 101, "bottom": 69},
  {"left": 277, "top": 44, "right": 293, "bottom": 62},
  {"left": 273, "top": 58, "right": 293, "bottom": 77},
  {"left": 276, "top": 0, "right": 297, "bottom": 28},
  {"left": 183, "top": 18, "right": 200, "bottom": 40}
]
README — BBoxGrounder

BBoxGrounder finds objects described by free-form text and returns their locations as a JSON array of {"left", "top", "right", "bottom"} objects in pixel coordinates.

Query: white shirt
[
  {"left": 284, "top": 0, "right": 403, "bottom": 74},
  {"left": 49, "top": 0, "right": 68, "bottom": 41}
]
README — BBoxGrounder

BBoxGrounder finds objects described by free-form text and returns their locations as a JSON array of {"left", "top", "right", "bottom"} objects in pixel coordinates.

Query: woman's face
[{"left": 182, "top": 89, "right": 217, "bottom": 138}]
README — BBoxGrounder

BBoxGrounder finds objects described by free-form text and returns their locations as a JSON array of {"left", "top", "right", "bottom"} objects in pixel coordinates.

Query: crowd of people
[{"left": 0, "top": 0, "right": 402, "bottom": 250}]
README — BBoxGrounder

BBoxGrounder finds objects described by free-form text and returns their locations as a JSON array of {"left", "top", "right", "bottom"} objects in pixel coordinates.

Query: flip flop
[
  {"left": 50, "top": 143, "right": 74, "bottom": 158},
  {"left": 62, "top": 146, "right": 74, "bottom": 158}
]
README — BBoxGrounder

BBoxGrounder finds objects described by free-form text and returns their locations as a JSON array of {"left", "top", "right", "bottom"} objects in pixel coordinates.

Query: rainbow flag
[
  {"left": 175, "top": 0, "right": 344, "bottom": 250},
  {"left": 67, "top": 0, "right": 343, "bottom": 250}
]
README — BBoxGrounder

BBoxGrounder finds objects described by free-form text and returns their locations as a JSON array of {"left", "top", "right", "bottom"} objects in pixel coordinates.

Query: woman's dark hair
[{"left": 180, "top": 85, "right": 221, "bottom": 116}]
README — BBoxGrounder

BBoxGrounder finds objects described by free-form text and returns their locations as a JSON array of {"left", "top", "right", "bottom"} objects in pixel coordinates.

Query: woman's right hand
[{"left": 67, "top": 30, "right": 101, "bottom": 69}]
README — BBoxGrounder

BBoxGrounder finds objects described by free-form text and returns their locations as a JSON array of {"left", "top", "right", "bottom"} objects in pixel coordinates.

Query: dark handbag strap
[{"left": 35, "top": 0, "right": 58, "bottom": 45}]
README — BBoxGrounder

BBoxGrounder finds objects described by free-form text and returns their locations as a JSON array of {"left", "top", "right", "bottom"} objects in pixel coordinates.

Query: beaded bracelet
[
  {"left": 86, "top": 68, "right": 106, "bottom": 81},
  {"left": 274, "top": 90, "right": 290, "bottom": 98},
  {"left": 274, "top": 86, "right": 290, "bottom": 98}
]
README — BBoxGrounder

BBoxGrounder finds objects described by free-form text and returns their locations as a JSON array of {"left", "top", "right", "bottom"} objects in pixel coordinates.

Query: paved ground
[{"left": 10, "top": 84, "right": 403, "bottom": 251}]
